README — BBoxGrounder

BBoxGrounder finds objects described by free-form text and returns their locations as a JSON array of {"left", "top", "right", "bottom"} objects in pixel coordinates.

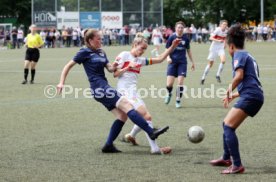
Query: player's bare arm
[
  {"left": 152, "top": 38, "right": 181, "bottom": 64},
  {"left": 57, "top": 60, "right": 76, "bottom": 94}
]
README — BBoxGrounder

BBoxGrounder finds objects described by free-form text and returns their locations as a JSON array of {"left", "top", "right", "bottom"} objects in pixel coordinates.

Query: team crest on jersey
[
  {"left": 234, "top": 60, "right": 239, "bottom": 67},
  {"left": 96, "top": 49, "right": 105, "bottom": 57},
  {"left": 181, "top": 41, "right": 185, "bottom": 45}
]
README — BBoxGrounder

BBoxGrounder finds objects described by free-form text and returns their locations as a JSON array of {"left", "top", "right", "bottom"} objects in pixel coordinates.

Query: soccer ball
[{"left": 187, "top": 126, "right": 205, "bottom": 143}]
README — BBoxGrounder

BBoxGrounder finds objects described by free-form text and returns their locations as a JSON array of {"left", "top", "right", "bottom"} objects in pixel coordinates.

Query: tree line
[{"left": 1, "top": 0, "right": 275, "bottom": 28}]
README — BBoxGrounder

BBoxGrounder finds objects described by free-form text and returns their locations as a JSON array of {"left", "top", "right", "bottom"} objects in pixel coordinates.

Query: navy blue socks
[
  {"left": 224, "top": 123, "right": 241, "bottom": 167},
  {"left": 222, "top": 122, "right": 231, "bottom": 160},
  {"left": 106, "top": 119, "right": 125, "bottom": 146},
  {"left": 127, "top": 109, "right": 153, "bottom": 135},
  {"left": 166, "top": 86, "right": 173, "bottom": 96}
]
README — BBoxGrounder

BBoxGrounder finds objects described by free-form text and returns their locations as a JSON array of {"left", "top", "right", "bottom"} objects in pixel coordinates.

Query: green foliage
[
  {"left": 1, "top": 0, "right": 275, "bottom": 28},
  {"left": 164, "top": 0, "right": 276, "bottom": 27},
  {"left": 0, "top": 0, "right": 31, "bottom": 28}
]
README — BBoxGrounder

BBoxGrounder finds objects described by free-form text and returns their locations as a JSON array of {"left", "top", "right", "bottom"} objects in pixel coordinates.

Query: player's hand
[
  {"left": 128, "top": 61, "right": 137, "bottom": 69},
  {"left": 112, "top": 61, "right": 119, "bottom": 68},
  {"left": 172, "top": 38, "right": 182, "bottom": 47},
  {"left": 167, "top": 58, "right": 172, "bottom": 64},
  {"left": 191, "top": 63, "right": 195, "bottom": 71},
  {"left": 222, "top": 90, "right": 233, "bottom": 108},
  {"left": 57, "top": 84, "right": 64, "bottom": 95},
  {"left": 223, "top": 97, "right": 229, "bottom": 108}
]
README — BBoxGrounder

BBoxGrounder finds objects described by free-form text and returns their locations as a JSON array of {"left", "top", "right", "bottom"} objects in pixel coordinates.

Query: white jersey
[
  {"left": 209, "top": 27, "right": 227, "bottom": 51},
  {"left": 116, "top": 51, "right": 150, "bottom": 108},
  {"left": 116, "top": 51, "right": 149, "bottom": 92}
]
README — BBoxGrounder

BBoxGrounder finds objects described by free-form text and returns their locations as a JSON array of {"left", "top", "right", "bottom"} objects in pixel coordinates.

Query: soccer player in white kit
[
  {"left": 114, "top": 33, "right": 181, "bottom": 154},
  {"left": 151, "top": 27, "right": 163, "bottom": 57},
  {"left": 201, "top": 20, "right": 228, "bottom": 85}
]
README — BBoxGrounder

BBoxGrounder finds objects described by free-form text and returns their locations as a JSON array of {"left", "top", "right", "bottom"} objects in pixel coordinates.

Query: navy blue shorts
[
  {"left": 167, "top": 63, "right": 187, "bottom": 77},
  {"left": 92, "top": 85, "right": 122, "bottom": 111},
  {"left": 234, "top": 97, "right": 263, "bottom": 117}
]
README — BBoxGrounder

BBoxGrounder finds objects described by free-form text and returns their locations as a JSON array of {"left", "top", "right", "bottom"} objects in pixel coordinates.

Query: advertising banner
[
  {"left": 33, "top": 11, "right": 57, "bottom": 28},
  {"left": 101, "top": 12, "right": 123, "bottom": 29},
  {"left": 80, "top": 12, "right": 101, "bottom": 29},
  {"left": 57, "top": 12, "right": 79, "bottom": 29}
]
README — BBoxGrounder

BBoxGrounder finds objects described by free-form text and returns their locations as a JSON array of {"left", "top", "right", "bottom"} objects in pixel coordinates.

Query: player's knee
[
  {"left": 209, "top": 62, "right": 214, "bottom": 67},
  {"left": 118, "top": 98, "right": 133, "bottom": 112},
  {"left": 117, "top": 113, "right": 128, "bottom": 122},
  {"left": 144, "top": 113, "right": 152, "bottom": 121}
]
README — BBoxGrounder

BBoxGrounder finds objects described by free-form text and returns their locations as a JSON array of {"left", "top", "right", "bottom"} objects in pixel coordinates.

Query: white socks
[
  {"left": 202, "top": 64, "right": 210, "bottom": 80},
  {"left": 130, "top": 121, "right": 160, "bottom": 153},
  {"left": 145, "top": 121, "right": 160, "bottom": 153},
  {"left": 130, "top": 125, "right": 141, "bottom": 137},
  {"left": 216, "top": 63, "right": 224, "bottom": 76}
]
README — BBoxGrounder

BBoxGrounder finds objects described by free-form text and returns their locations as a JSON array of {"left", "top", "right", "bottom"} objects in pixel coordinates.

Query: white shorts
[
  {"left": 118, "top": 89, "right": 145, "bottom": 109},
  {"left": 207, "top": 48, "right": 225, "bottom": 61}
]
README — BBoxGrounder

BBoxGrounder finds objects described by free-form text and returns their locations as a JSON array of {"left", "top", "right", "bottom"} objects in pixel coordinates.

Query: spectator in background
[
  {"left": 202, "top": 27, "right": 209, "bottom": 43},
  {"left": 72, "top": 28, "right": 78, "bottom": 47},
  {"left": 197, "top": 27, "right": 202, "bottom": 43},
  {"left": 124, "top": 25, "right": 130, "bottom": 45},
  {"left": 252, "top": 26, "right": 257, "bottom": 41},
  {"left": 40, "top": 29, "right": 46, "bottom": 47},
  {"left": 0, "top": 29, "right": 5, "bottom": 48},
  {"left": 119, "top": 27, "right": 125, "bottom": 45},
  {"left": 11, "top": 27, "right": 18, "bottom": 49},
  {"left": 273, "top": 18, "right": 276, "bottom": 40},
  {"left": 17, "top": 27, "right": 24, "bottom": 48},
  {"left": 262, "top": 24, "right": 268, "bottom": 41},
  {"left": 257, "top": 24, "right": 263, "bottom": 42},
  {"left": 5, "top": 30, "right": 11, "bottom": 49},
  {"left": 55, "top": 29, "right": 61, "bottom": 48},
  {"left": 190, "top": 24, "right": 197, "bottom": 42},
  {"left": 142, "top": 28, "right": 151, "bottom": 44},
  {"left": 129, "top": 27, "right": 136, "bottom": 44},
  {"left": 66, "top": 27, "right": 72, "bottom": 47},
  {"left": 62, "top": 28, "right": 67, "bottom": 47}
]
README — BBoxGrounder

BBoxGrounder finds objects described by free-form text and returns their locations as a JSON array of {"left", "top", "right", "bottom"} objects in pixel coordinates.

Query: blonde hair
[
  {"left": 132, "top": 33, "right": 147, "bottom": 47},
  {"left": 220, "top": 20, "right": 228, "bottom": 25},
  {"left": 29, "top": 24, "right": 37, "bottom": 31},
  {"left": 84, "top": 29, "right": 99, "bottom": 48}
]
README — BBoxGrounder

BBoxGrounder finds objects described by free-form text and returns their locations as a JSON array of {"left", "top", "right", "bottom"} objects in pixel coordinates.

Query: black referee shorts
[{"left": 25, "top": 48, "right": 40, "bottom": 62}]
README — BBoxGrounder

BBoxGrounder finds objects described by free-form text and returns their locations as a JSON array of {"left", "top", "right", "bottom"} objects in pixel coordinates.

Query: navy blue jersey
[
  {"left": 232, "top": 51, "right": 264, "bottom": 102},
  {"left": 73, "top": 48, "right": 109, "bottom": 88},
  {"left": 166, "top": 33, "right": 190, "bottom": 64}
]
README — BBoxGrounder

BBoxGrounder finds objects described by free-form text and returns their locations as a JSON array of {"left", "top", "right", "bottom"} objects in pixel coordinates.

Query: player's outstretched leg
[
  {"left": 201, "top": 63, "right": 211, "bottom": 85},
  {"left": 102, "top": 119, "right": 125, "bottom": 153}
]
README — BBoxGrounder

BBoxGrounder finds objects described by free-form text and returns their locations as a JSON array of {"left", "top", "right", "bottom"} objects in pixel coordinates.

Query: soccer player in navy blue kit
[
  {"left": 164, "top": 21, "right": 195, "bottom": 108},
  {"left": 57, "top": 29, "right": 169, "bottom": 153},
  {"left": 210, "top": 24, "right": 264, "bottom": 174}
]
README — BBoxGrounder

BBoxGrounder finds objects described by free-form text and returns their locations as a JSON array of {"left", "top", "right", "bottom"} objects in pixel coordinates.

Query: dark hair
[
  {"left": 227, "top": 24, "right": 245, "bottom": 49},
  {"left": 175, "top": 21, "right": 185, "bottom": 27}
]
